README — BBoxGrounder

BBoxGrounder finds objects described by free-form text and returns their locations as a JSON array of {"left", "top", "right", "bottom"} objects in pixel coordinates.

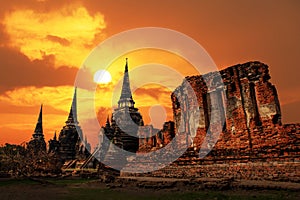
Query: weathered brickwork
[
  {"left": 138, "top": 121, "right": 175, "bottom": 152},
  {"left": 122, "top": 161, "right": 300, "bottom": 182},
  {"left": 171, "top": 61, "right": 299, "bottom": 160},
  {"left": 122, "top": 61, "right": 300, "bottom": 180}
]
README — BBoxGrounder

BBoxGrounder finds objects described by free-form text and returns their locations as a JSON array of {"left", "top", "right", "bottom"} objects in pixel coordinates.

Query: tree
[{"left": 0, "top": 143, "right": 62, "bottom": 177}]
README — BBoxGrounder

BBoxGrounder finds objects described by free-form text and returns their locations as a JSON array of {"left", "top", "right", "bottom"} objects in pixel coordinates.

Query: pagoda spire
[
  {"left": 53, "top": 131, "right": 57, "bottom": 141},
  {"left": 125, "top": 57, "right": 129, "bottom": 72},
  {"left": 84, "top": 135, "right": 88, "bottom": 146},
  {"left": 32, "top": 104, "right": 44, "bottom": 139},
  {"left": 66, "top": 87, "right": 78, "bottom": 125},
  {"left": 105, "top": 115, "right": 110, "bottom": 128},
  {"left": 118, "top": 58, "right": 135, "bottom": 108}
]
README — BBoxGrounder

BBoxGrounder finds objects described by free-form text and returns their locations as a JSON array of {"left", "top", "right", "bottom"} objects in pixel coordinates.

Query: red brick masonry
[{"left": 124, "top": 62, "right": 300, "bottom": 180}]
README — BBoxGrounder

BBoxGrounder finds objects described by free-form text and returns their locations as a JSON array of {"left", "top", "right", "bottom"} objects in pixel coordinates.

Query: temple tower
[
  {"left": 58, "top": 88, "right": 88, "bottom": 161},
  {"left": 27, "top": 104, "right": 46, "bottom": 153},
  {"left": 110, "top": 58, "right": 144, "bottom": 153},
  {"left": 48, "top": 131, "right": 59, "bottom": 153}
]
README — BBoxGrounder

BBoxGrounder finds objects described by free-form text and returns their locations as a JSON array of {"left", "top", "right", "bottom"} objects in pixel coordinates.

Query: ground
[{"left": 0, "top": 177, "right": 299, "bottom": 200}]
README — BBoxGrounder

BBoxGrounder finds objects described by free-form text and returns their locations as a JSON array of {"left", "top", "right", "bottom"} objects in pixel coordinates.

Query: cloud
[
  {"left": 0, "top": 46, "right": 78, "bottom": 93},
  {"left": 134, "top": 86, "right": 171, "bottom": 101},
  {"left": 131, "top": 85, "right": 173, "bottom": 110},
  {"left": 0, "top": 85, "right": 76, "bottom": 143},
  {"left": 46, "top": 35, "right": 70, "bottom": 46},
  {"left": 0, "top": 102, "right": 66, "bottom": 115},
  {"left": 0, "top": 23, "right": 10, "bottom": 45},
  {"left": 0, "top": 86, "right": 75, "bottom": 112},
  {"left": 3, "top": 4, "right": 106, "bottom": 67}
]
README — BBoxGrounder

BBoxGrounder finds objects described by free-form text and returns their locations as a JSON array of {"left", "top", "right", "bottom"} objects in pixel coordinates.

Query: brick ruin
[
  {"left": 137, "top": 121, "right": 175, "bottom": 152},
  {"left": 172, "top": 61, "right": 298, "bottom": 159},
  {"left": 121, "top": 61, "right": 300, "bottom": 181}
]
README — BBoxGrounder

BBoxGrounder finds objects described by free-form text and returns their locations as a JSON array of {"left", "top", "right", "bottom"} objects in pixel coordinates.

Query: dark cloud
[
  {"left": 74, "top": 66, "right": 96, "bottom": 91},
  {"left": 83, "top": 0, "right": 300, "bottom": 123},
  {"left": 0, "top": 23, "right": 9, "bottom": 44},
  {"left": 0, "top": 46, "right": 78, "bottom": 93},
  {"left": 46, "top": 35, "right": 70, "bottom": 46},
  {"left": 0, "top": 103, "right": 66, "bottom": 118},
  {"left": 134, "top": 87, "right": 171, "bottom": 101},
  {"left": 0, "top": 0, "right": 299, "bottom": 124}
]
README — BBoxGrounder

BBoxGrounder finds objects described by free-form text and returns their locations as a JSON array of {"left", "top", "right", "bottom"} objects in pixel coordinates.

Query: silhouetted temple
[
  {"left": 44, "top": 88, "right": 90, "bottom": 164},
  {"left": 104, "top": 58, "right": 144, "bottom": 153},
  {"left": 27, "top": 104, "right": 46, "bottom": 154},
  {"left": 25, "top": 59, "right": 300, "bottom": 181},
  {"left": 48, "top": 131, "right": 59, "bottom": 154},
  {"left": 27, "top": 88, "right": 90, "bottom": 166}
]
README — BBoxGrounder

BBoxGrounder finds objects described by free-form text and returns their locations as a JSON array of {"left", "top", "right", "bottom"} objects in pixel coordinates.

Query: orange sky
[{"left": 0, "top": 0, "right": 300, "bottom": 147}]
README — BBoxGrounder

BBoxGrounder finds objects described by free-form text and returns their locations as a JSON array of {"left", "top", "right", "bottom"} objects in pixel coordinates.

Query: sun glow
[{"left": 94, "top": 70, "right": 112, "bottom": 84}]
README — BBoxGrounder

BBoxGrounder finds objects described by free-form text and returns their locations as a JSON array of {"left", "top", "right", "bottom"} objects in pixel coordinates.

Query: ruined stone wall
[
  {"left": 137, "top": 121, "right": 175, "bottom": 152},
  {"left": 122, "top": 161, "right": 300, "bottom": 182},
  {"left": 137, "top": 125, "right": 159, "bottom": 152},
  {"left": 124, "top": 62, "right": 300, "bottom": 180},
  {"left": 171, "top": 61, "right": 296, "bottom": 159},
  {"left": 122, "top": 122, "right": 300, "bottom": 180}
]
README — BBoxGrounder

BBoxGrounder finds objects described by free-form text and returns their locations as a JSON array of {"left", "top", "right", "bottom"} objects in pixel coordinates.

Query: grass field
[
  {"left": 66, "top": 188, "right": 299, "bottom": 200},
  {"left": 0, "top": 178, "right": 299, "bottom": 200}
]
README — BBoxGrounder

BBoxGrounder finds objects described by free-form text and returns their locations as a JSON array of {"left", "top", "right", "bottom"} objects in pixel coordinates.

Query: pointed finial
[
  {"left": 32, "top": 104, "right": 44, "bottom": 140},
  {"left": 73, "top": 87, "right": 77, "bottom": 103},
  {"left": 106, "top": 115, "right": 110, "bottom": 127},
  {"left": 84, "top": 135, "right": 88, "bottom": 145},
  {"left": 53, "top": 131, "right": 57, "bottom": 140},
  {"left": 66, "top": 87, "right": 78, "bottom": 125},
  {"left": 34, "top": 104, "right": 43, "bottom": 134},
  {"left": 125, "top": 58, "right": 128, "bottom": 72},
  {"left": 39, "top": 104, "right": 43, "bottom": 122},
  {"left": 118, "top": 57, "right": 135, "bottom": 108},
  {"left": 40, "top": 103, "right": 43, "bottom": 116}
]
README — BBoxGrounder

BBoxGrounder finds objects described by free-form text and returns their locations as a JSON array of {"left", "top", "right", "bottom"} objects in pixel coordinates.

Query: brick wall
[
  {"left": 122, "top": 161, "right": 300, "bottom": 182},
  {"left": 124, "top": 62, "right": 300, "bottom": 181}
]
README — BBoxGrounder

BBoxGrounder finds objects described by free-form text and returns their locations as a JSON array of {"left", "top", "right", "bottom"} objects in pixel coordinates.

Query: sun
[{"left": 94, "top": 70, "right": 112, "bottom": 84}]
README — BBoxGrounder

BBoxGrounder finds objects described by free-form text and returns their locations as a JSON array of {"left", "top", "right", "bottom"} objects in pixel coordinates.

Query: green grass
[
  {"left": 0, "top": 179, "right": 38, "bottom": 187},
  {"left": 0, "top": 177, "right": 94, "bottom": 187},
  {"left": 47, "top": 178, "right": 96, "bottom": 185},
  {"left": 65, "top": 188, "right": 299, "bottom": 200},
  {"left": 0, "top": 179, "right": 298, "bottom": 200}
]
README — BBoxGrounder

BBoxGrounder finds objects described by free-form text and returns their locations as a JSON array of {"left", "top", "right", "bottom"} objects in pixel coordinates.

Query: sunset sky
[{"left": 0, "top": 0, "right": 300, "bottom": 147}]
